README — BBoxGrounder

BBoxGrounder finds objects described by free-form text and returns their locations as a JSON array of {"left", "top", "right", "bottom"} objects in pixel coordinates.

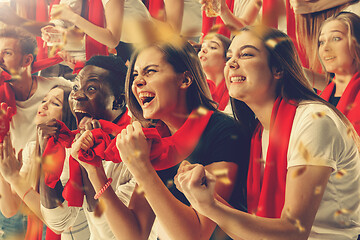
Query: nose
[
  {"left": 71, "top": 89, "right": 87, "bottom": 101},
  {"left": 41, "top": 101, "right": 49, "bottom": 110},
  {"left": 200, "top": 47, "right": 207, "bottom": 54},
  {"left": 133, "top": 77, "right": 146, "bottom": 88},
  {"left": 227, "top": 58, "right": 239, "bottom": 69}
]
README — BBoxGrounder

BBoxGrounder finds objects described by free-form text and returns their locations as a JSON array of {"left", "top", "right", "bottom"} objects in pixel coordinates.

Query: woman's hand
[
  {"left": 174, "top": 161, "right": 217, "bottom": 215},
  {"left": 37, "top": 119, "right": 60, "bottom": 153},
  {"left": 50, "top": 4, "right": 77, "bottom": 23},
  {"left": 71, "top": 130, "right": 95, "bottom": 167},
  {"left": 116, "top": 121, "right": 152, "bottom": 180},
  {"left": 0, "top": 134, "right": 22, "bottom": 183}
]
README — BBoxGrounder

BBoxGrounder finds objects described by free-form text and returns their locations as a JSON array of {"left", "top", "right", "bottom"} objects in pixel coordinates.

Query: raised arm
[
  {"left": 201, "top": 0, "right": 262, "bottom": 29},
  {"left": 163, "top": 0, "right": 184, "bottom": 33},
  {"left": 50, "top": 0, "right": 124, "bottom": 48}
]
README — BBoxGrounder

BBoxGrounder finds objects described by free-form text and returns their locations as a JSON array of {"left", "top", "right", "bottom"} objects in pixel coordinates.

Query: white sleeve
[
  {"left": 105, "top": 162, "right": 136, "bottom": 207},
  {"left": 41, "top": 200, "right": 80, "bottom": 232},
  {"left": 19, "top": 141, "right": 36, "bottom": 176},
  {"left": 288, "top": 109, "right": 345, "bottom": 171}
]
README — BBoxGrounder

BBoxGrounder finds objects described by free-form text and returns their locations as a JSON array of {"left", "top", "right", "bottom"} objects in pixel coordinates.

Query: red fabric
[
  {"left": 73, "top": 61, "right": 85, "bottom": 74},
  {"left": 84, "top": 0, "right": 108, "bottom": 60},
  {"left": 0, "top": 71, "right": 16, "bottom": 114},
  {"left": 201, "top": 0, "right": 234, "bottom": 38},
  {"left": 45, "top": 228, "right": 61, "bottom": 240},
  {"left": 148, "top": 0, "right": 165, "bottom": 20},
  {"left": 207, "top": 79, "right": 229, "bottom": 111},
  {"left": 60, "top": 114, "right": 130, "bottom": 207},
  {"left": 247, "top": 97, "right": 297, "bottom": 218},
  {"left": 321, "top": 72, "right": 360, "bottom": 135},
  {"left": 105, "top": 109, "right": 214, "bottom": 171},
  {"left": 31, "top": 54, "right": 64, "bottom": 74},
  {"left": 25, "top": 215, "right": 43, "bottom": 240},
  {"left": 43, "top": 120, "right": 76, "bottom": 188},
  {"left": 262, "top": 0, "right": 278, "bottom": 28}
]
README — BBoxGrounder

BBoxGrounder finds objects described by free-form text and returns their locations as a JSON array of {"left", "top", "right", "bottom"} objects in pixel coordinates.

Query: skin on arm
[
  {"left": 70, "top": 130, "right": 155, "bottom": 240},
  {"left": 163, "top": 0, "right": 184, "bottom": 33},
  {"left": 51, "top": 0, "right": 124, "bottom": 48},
  {"left": 117, "top": 122, "right": 239, "bottom": 240},
  {"left": 201, "top": 0, "right": 262, "bottom": 29},
  {"left": 290, "top": 0, "right": 352, "bottom": 14},
  {"left": 176, "top": 163, "right": 332, "bottom": 240}
]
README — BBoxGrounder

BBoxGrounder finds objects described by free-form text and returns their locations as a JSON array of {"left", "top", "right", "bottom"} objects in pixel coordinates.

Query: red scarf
[
  {"left": 321, "top": 72, "right": 360, "bottom": 135},
  {"left": 83, "top": 0, "right": 108, "bottom": 60},
  {"left": 201, "top": 0, "right": 234, "bottom": 38},
  {"left": 25, "top": 215, "right": 60, "bottom": 240},
  {"left": 105, "top": 109, "right": 214, "bottom": 171},
  {"left": 0, "top": 71, "right": 15, "bottom": 115},
  {"left": 247, "top": 97, "right": 297, "bottom": 218},
  {"left": 43, "top": 113, "right": 130, "bottom": 207},
  {"left": 207, "top": 79, "right": 229, "bottom": 111}
]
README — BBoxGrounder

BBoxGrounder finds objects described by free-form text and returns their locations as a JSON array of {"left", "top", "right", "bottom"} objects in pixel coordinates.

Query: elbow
[
  {"left": 106, "top": 38, "right": 120, "bottom": 49},
  {"left": 1, "top": 208, "right": 18, "bottom": 218}
]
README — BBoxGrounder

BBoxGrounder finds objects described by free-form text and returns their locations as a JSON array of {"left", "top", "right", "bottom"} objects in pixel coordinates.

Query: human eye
[
  {"left": 87, "top": 85, "right": 96, "bottom": 92},
  {"left": 72, "top": 84, "right": 79, "bottom": 92},
  {"left": 132, "top": 72, "right": 138, "bottom": 80},
  {"left": 318, "top": 39, "right": 324, "bottom": 46},
  {"left": 333, "top": 36, "right": 341, "bottom": 41},
  {"left": 51, "top": 101, "right": 61, "bottom": 107},
  {"left": 4, "top": 50, "right": 12, "bottom": 55},
  {"left": 240, "top": 52, "right": 253, "bottom": 58},
  {"left": 146, "top": 68, "right": 157, "bottom": 76}
]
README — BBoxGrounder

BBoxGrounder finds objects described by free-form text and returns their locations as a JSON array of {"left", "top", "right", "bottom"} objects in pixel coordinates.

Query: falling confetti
[
  {"left": 166, "top": 179, "right": 174, "bottom": 188},
  {"left": 298, "top": 142, "right": 311, "bottom": 162},
  {"left": 312, "top": 111, "right": 326, "bottom": 119},
  {"left": 334, "top": 208, "right": 351, "bottom": 218},
  {"left": 213, "top": 168, "right": 231, "bottom": 185},
  {"left": 135, "top": 184, "right": 145, "bottom": 196},
  {"left": 292, "top": 166, "right": 307, "bottom": 179},
  {"left": 335, "top": 169, "right": 347, "bottom": 179},
  {"left": 314, "top": 186, "right": 322, "bottom": 195}
]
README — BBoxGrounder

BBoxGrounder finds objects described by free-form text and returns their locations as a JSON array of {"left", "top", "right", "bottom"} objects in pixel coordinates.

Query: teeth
[
  {"left": 139, "top": 92, "right": 155, "bottom": 98},
  {"left": 74, "top": 110, "right": 88, "bottom": 114},
  {"left": 325, "top": 56, "right": 335, "bottom": 60},
  {"left": 231, "top": 76, "right": 246, "bottom": 82}
]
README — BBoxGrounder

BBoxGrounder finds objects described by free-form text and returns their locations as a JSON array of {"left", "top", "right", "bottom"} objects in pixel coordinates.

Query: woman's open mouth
[{"left": 139, "top": 92, "right": 155, "bottom": 108}]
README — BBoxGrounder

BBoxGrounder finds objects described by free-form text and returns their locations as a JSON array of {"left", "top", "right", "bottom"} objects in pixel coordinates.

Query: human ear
[
  {"left": 180, "top": 71, "right": 193, "bottom": 89},
  {"left": 272, "top": 66, "right": 283, "bottom": 80},
  {"left": 22, "top": 54, "right": 34, "bottom": 67}
]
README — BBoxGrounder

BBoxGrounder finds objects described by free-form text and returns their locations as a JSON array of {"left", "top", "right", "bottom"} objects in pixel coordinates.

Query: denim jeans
[{"left": 0, "top": 212, "right": 27, "bottom": 239}]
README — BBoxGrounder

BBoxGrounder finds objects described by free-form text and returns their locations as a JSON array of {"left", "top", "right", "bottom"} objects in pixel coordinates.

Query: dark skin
[{"left": 40, "top": 65, "right": 125, "bottom": 211}]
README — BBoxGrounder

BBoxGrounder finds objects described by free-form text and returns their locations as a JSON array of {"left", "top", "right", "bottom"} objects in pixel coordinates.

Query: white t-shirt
[
  {"left": 41, "top": 148, "right": 157, "bottom": 240},
  {"left": 20, "top": 142, "right": 90, "bottom": 240},
  {"left": 10, "top": 76, "right": 71, "bottom": 154},
  {"left": 261, "top": 102, "right": 360, "bottom": 239},
  {"left": 181, "top": 0, "right": 202, "bottom": 39}
]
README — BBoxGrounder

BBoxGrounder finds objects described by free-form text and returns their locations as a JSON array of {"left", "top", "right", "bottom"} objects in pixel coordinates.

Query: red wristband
[{"left": 94, "top": 178, "right": 113, "bottom": 200}]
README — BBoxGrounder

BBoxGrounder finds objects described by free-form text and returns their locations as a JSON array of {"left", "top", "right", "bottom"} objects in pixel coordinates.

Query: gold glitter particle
[
  {"left": 298, "top": 142, "right": 310, "bottom": 162},
  {"left": 294, "top": 219, "right": 306, "bottom": 232},
  {"left": 314, "top": 186, "right": 322, "bottom": 195},
  {"left": 312, "top": 111, "right": 326, "bottom": 119},
  {"left": 334, "top": 208, "right": 351, "bottom": 218},
  {"left": 291, "top": 166, "right": 307, "bottom": 179},
  {"left": 335, "top": 169, "right": 347, "bottom": 179},
  {"left": 135, "top": 184, "right": 145, "bottom": 195},
  {"left": 166, "top": 180, "right": 174, "bottom": 188}
]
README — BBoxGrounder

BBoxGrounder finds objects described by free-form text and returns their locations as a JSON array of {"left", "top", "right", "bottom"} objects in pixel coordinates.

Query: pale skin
[
  {"left": 174, "top": 32, "right": 333, "bottom": 240},
  {"left": 201, "top": 0, "right": 262, "bottom": 29},
  {"left": 318, "top": 19, "right": 359, "bottom": 97},
  {"left": 73, "top": 47, "right": 238, "bottom": 240},
  {"left": 163, "top": 0, "right": 184, "bottom": 33},
  {"left": 44, "top": 0, "right": 125, "bottom": 48}
]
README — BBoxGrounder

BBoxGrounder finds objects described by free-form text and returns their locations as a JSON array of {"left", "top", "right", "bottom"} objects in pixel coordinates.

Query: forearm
[
  {"left": 164, "top": 0, "right": 184, "bottom": 33},
  {"left": 203, "top": 199, "right": 309, "bottom": 240},
  {"left": 0, "top": 175, "right": 21, "bottom": 217},
  {"left": 6, "top": 174, "right": 43, "bottom": 221},
  {"left": 220, "top": 0, "right": 261, "bottom": 29},
  {"left": 303, "top": 67, "right": 327, "bottom": 91},
  {"left": 137, "top": 169, "right": 215, "bottom": 240},
  {"left": 88, "top": 168, "right": 153, "bottom": 240}
]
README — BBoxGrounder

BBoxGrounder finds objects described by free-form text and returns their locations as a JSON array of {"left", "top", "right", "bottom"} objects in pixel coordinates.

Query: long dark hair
[
  {"left": 233, "top": 25, "right": 360, "bottom": 148},
  {"left": 126, "top": 39, "right": 217, "bottom": 126}
]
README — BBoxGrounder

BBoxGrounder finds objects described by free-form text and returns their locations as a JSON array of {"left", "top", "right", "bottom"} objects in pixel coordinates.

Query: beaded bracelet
[
  {"left": 94, "top": 178, "right": 113, "bottom": 200},
  {"left": 22, "top": 187, "right": 33, "bottom": 201}
]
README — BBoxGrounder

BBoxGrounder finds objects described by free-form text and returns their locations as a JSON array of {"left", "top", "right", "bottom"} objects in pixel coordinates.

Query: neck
[
  {"left": 247, "top": 97, "right": 276, "bottom": 130},
  {"left": 10, "top": 70, "right": 35, "bottom": 101},
  {"left": 205, "top": 70, "right": 225, "bottom": 87},
  {"left": 161, "top": 108, "right": 190, "bottom": 135},
  {"left": 334, "top": 69, "right": 358, "bottom": 97}
]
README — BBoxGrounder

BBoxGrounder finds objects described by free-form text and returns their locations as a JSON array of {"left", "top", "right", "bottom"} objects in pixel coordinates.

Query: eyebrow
[
  {"left": 320, "top": 30, "right": 345, "bottom": 36},
  {"left": 209, "top": 41, "right": 221, "bottom": 47},
  {"left": 134, "top": 64, "right": 159, "bottom": 72},
  {"left": 54, "top": 96, "right": 63, "bottom": 103},
  {"left": 227, "top": 44, "right": 260, "bottom": 54}
]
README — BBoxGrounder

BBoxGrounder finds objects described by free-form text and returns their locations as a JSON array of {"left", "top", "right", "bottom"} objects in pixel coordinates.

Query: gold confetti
[
  {"left": 314, "top": 186, "right": 322, "bottom": 195},
  {"left": 312, "top": 111, "right": 326, "bottom": 119},
  {"left": 335, "top": 169, "right": 347, "bottom": 179},
  {"left": 166, "top": 179, "right": 174, "bottom": 188},
  {"left": 334, "top": 208, "right": 351, "bottom": 218},
  {"left": 135, "top": 184, "right": 145, "bottom": 195},
  {"left": 265, "top": 37, "right": 289, "bottom": 49},
  {"left": 212, "top": 168, "right": 229, "bottom": 178},
  {"left": 94, "top": 199, "right": 106, "bottom": 218},
  {"left": 292, "top": 166, "right": 307, "bottom": 178},
  {"left": 55, "top": 199, "right": 64, "bottom": 208},
  {"left": 298, "top": 142, "right": 311, "bottom": 162},
  {"left": 294, "top": 219, "right": 306, "bottom": 232},
  {"left": 285, "top": 208, "right": 306, "bottom": 233},
  {"left": 217, "top": 177, "right": 232, "bottom": 185}
]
